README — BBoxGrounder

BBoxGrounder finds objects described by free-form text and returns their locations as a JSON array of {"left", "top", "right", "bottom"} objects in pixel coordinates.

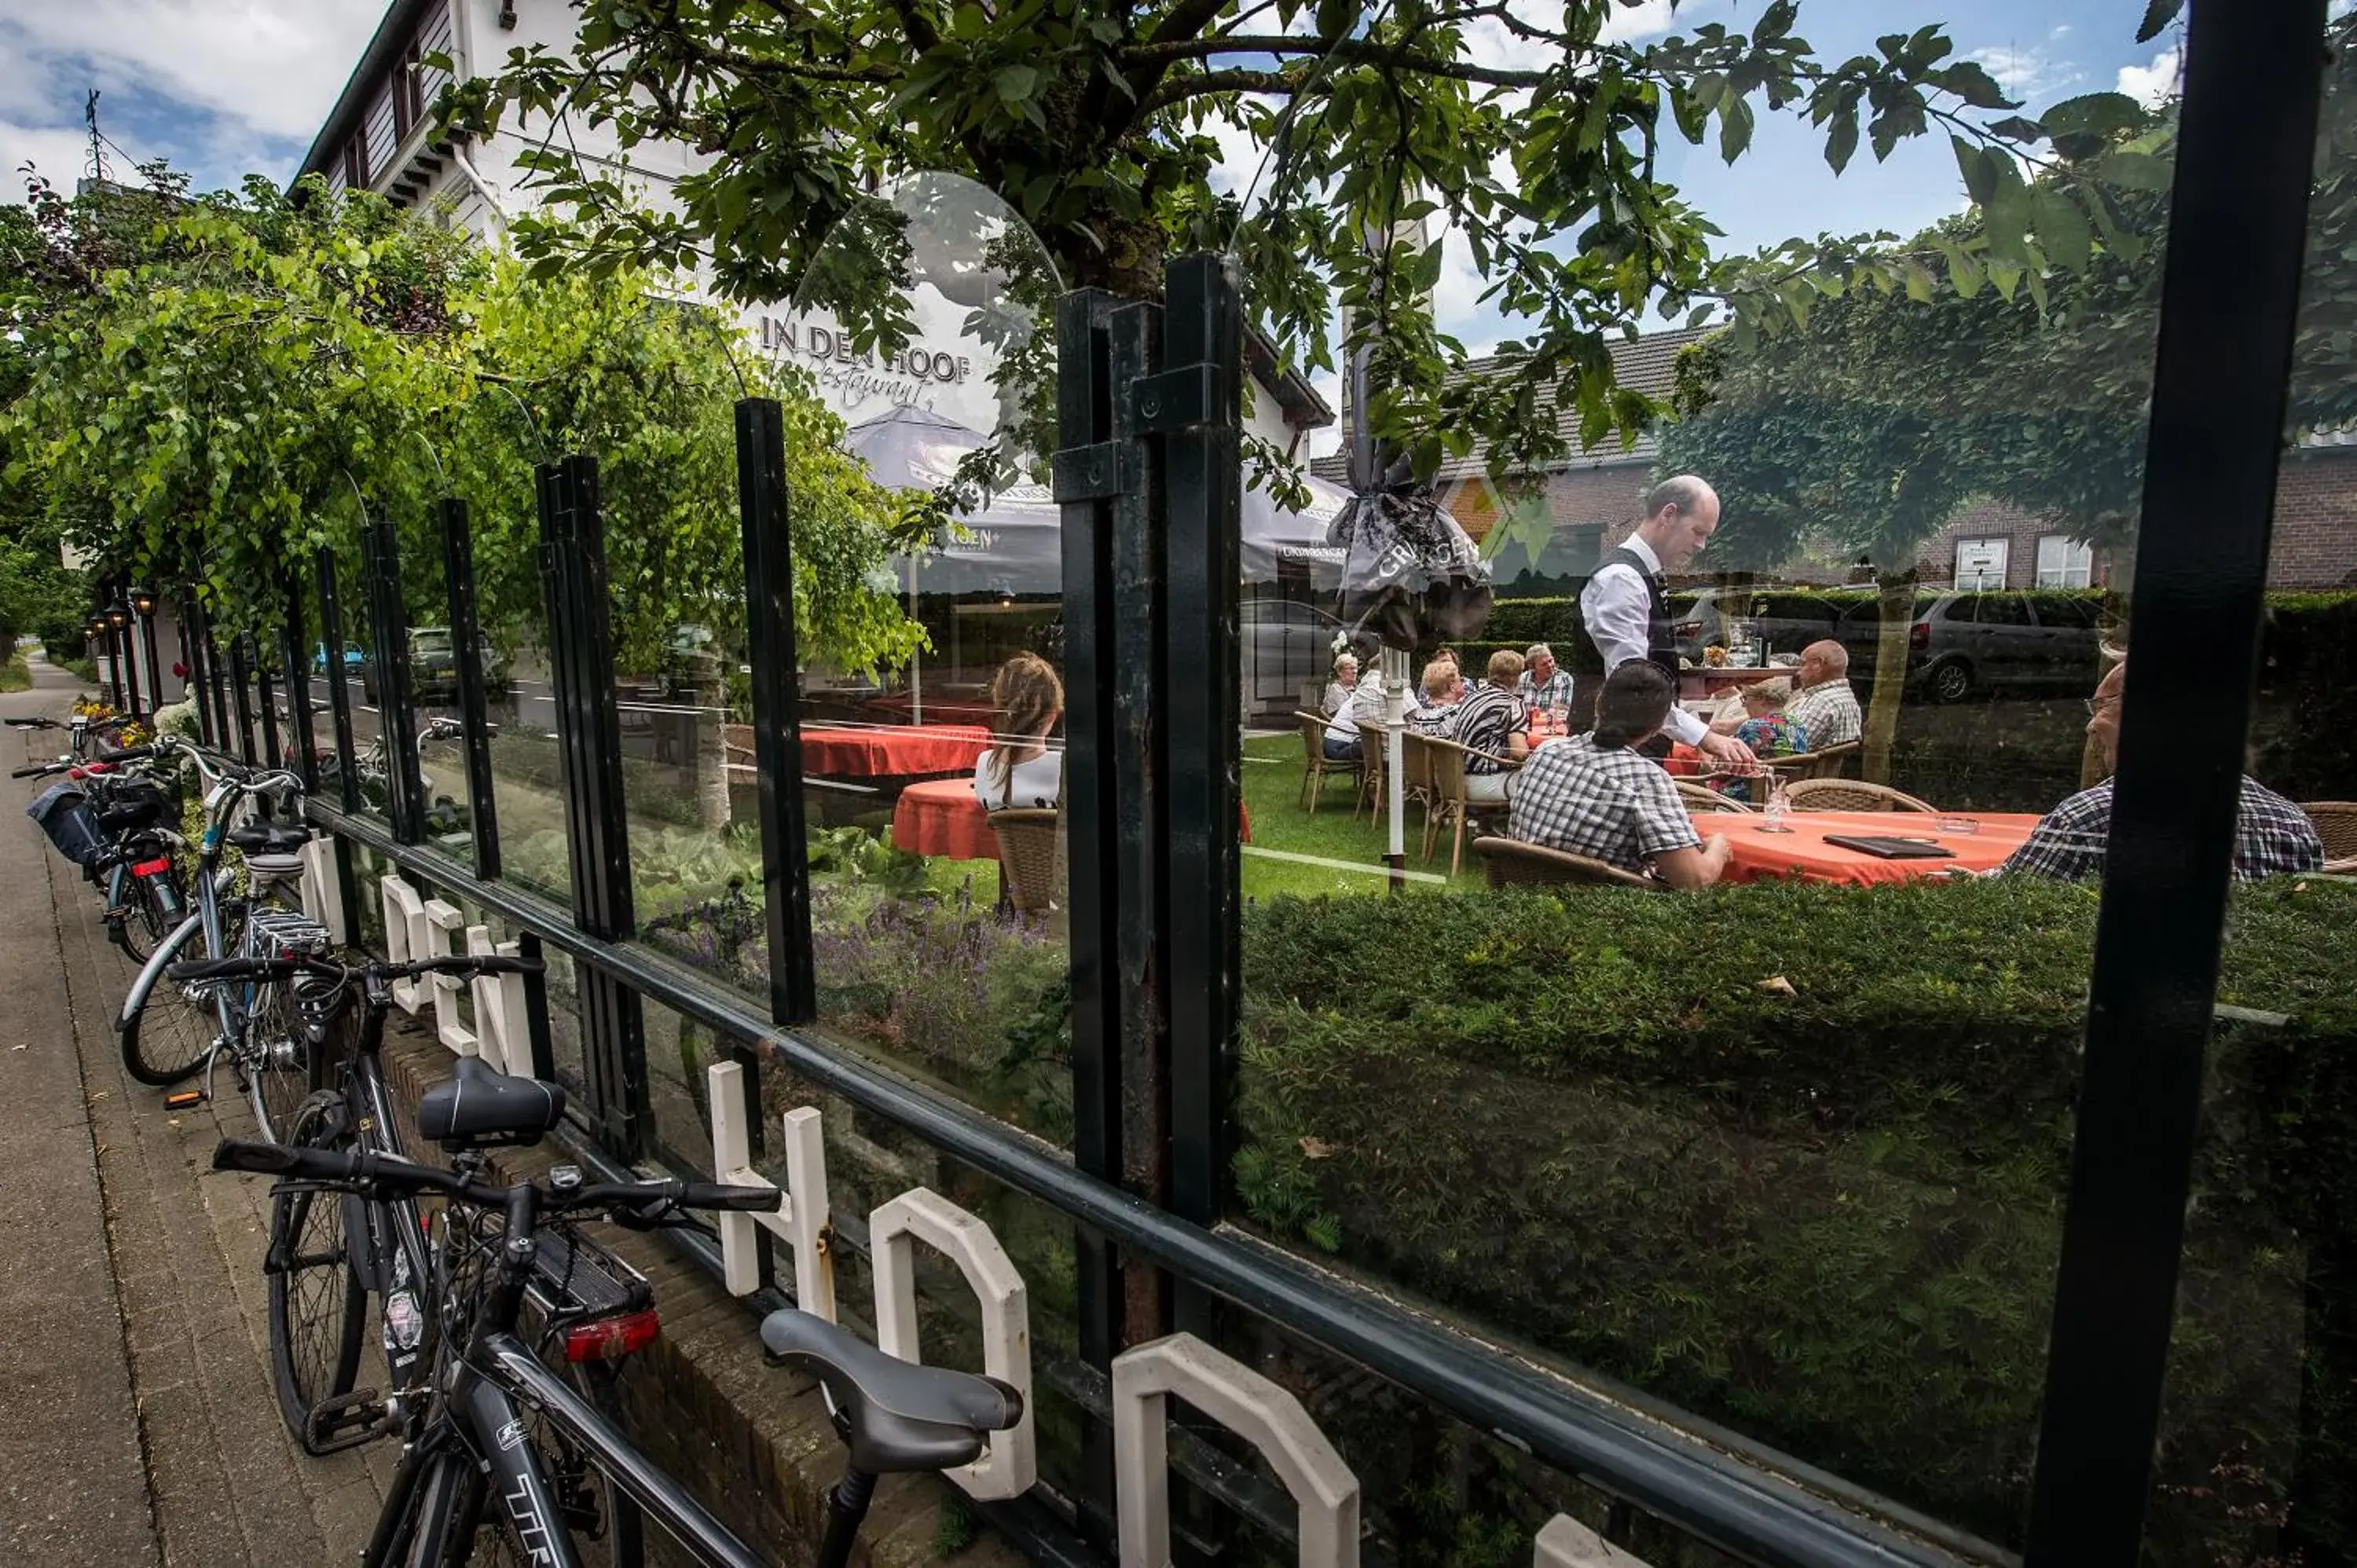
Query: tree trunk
[
  {"left": 1863, "top": 570, "right": 1917, "bottom": 786},
  {"left": 696, "top": 683, "right": 731, "bottom": 833}
]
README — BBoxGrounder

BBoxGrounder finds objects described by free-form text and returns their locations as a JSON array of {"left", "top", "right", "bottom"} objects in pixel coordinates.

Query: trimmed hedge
[{"left": 1235, "top": 875, "right": 2357, "bottom": 1563}]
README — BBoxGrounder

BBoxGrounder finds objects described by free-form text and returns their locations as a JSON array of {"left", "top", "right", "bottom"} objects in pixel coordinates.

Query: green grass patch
[
  {"left": 0, "top": 651, "right": 28, "bottom": 693},
  {"left": 1241, "top": 731, "right": 1484, "bottom": 901}
]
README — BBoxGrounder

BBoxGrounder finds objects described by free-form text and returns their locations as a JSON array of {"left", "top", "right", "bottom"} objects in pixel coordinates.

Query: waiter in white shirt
[{"left": 1574, "top": 475, "right": 1757, "bottom": 768}]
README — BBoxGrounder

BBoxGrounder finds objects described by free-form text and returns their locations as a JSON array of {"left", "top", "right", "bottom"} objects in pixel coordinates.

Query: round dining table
[
  {"left": 893, "top": 778, "right": 999, "bottom": 860},
  {"left": 801, "top": 723, "right": 992, "bottom": 779},
  {"left": 1696, "top": 809, "right": 2044, "bottom": 885}
]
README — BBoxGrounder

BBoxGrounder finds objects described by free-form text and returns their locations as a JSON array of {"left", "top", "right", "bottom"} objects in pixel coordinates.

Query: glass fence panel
[
  {"left": 2142, "top": 24, "right": 2357, "bottom": 1559},
  {"left": 471, "top": 494, "right": 572, "bottom": 910},
  {"left": 1231, "top": 3, "right": 2201, "bottom": 1551},
  {"left": 790, "top": 173, "right": 1076, "bottom": 1145},
  {"left": 386, "top": 529, "right": 475, "bottom": 862}
]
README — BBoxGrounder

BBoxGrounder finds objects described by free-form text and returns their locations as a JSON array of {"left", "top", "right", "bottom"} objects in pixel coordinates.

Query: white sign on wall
[
  {"left": 1954, "top": 537, "right": 2010, "bottom": 591},
  {"left": 747, "top": 282, "right": 1011, "bottom": 434}
]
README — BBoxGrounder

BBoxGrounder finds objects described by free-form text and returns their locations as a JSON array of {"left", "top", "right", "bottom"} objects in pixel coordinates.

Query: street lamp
[
  {"left": 127, "top": 585, "right": 156, "bottom": 617},
  {"left": 104, "top": 599, "right": 142, "bottom": 716}
]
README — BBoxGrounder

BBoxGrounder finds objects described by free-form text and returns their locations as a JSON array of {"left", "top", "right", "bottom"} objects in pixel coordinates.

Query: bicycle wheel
[
  {"left": 244, "top": 973, "right": 317, "bottom": 1144},
  {"left": 119, "top": 911, "right": 218, "bottom": 1087},
  {"left": 269, "top": 1090, "right": 365, "bottom": 1449},
  {"left": 111, "top": 863, "right": 183, "bottom": 964}
]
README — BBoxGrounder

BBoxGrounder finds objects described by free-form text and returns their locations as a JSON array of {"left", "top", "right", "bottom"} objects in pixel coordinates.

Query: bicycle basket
[
  {"left": 92, "top": 776, "right": 171, "bottom": 833},
  {"left": 26, "top": 782, "right": 104, "bottom": 869},
  {"left": 249, "top": 907, "right": 332, "bottom": 959}
]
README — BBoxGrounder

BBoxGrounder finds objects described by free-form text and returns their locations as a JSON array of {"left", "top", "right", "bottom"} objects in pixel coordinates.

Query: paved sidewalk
[{"left": 0, "top": 650, "right": 394, "bottom": 1566}]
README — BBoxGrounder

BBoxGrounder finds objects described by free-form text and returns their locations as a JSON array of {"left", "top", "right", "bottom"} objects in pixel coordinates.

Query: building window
[
  {"left": 1954, "top": 537, "right": 2009, "bottom": 590},
  {"left": 2035, "top": 534, "right": 2094, "bottom": 588}
]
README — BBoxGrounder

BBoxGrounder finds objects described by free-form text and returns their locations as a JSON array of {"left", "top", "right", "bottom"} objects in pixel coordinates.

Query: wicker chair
[
  {"left": 1674, "top": 779, "right": 1754, "bottom": 814},
  {"left": 1774, "top": 740, "right": 1860, "bottom": 781},
  {"left": 988, "top": 808, "right": 1062, "bottom": 914},
  {"left": 1472, "top": 835, "right": 1659, "bottom": 891},
  {"left": 1783, "top": 779, "right": 1937, "bottom": 813},
  {"left": 2300, "top": 800, "right": 2357, "bottom": 872},
  {"left": 1422, "top": 736, "right": 1519, "bottom": 877},
  {"left": 1295, "top": 710, "right": 1365, "bottom": 815},
  {"left": 1358, "top": 718, "right": 1392, "bottom": 820}
]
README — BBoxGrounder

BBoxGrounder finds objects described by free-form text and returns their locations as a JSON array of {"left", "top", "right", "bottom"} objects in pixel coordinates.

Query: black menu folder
[{"left": 1822, "top": 834, "right": 1957, "bottom": 860}]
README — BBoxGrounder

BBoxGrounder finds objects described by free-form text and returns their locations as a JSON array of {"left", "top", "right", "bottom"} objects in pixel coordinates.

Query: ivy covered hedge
[{"left": 1235, "top": 875, "right": 2357, "bottom": 1563}]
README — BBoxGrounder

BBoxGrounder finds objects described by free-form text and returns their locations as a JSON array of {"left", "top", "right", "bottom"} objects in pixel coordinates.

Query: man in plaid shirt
[
  {"left": 1516, "top": 643, "right": 1576, "bottom": 713},
  {"left": 2005, "top": 660, "right": 2322, "bottom": 881},
  {"left": 1509, "top": 663, "right": 1732, "bottom": 888}
]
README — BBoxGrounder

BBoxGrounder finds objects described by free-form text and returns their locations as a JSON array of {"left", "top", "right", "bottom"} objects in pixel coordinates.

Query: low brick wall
[{"left": 378, "top": 1021, "right": 1023, "bottom": 1568}]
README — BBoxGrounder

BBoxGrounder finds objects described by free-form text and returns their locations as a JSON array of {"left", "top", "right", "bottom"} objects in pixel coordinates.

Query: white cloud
[
  {"left": 1, "top": 2, "right": 384, "bottom": 142},
  {"left": 2117, "top": 46, "right": 2182, "bottom": 109},
  {"left": 0, "top": 118, "right": 107, "bottom": 197},
  {"left": 1966, "top": 43, "right": 2083, "bottom": 103}
]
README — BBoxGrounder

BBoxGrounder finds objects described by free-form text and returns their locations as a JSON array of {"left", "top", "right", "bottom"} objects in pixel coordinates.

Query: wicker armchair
[
  {"left": 1472, "top": 835, "right": 1659, "bottom": 891},
  {"left": 988, "top": 808, "right": 1062, "bottom": 914},
  {"left": 1675, "top": 779, "right": 1754, "bottom": 813},
  {"left": 2300, "top": 800, "right": 2357, "bottom": 872},
  {"left": 1294, "top": 710, "right": 1366, "bottom": 815},
  {"left": 1774, "top": 740, "right": 1860, "bottom": 781},
  {"left": 1358, "top": 717, "right": 1393, "bottom": 819},
  {"left": 1783, "top": 779, "right": 1937, "bottom": 813},
  {"left": 1422, "top": 735, "right": 1519, "bottom": 877}
]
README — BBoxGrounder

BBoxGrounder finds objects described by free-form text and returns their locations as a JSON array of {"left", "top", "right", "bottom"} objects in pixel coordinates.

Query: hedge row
[{"left": 1234, "top": 874, "right": 2357, "bottom": 1563}]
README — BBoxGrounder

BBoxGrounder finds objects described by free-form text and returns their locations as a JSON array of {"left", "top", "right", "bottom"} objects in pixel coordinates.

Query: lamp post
[
  {"left": 128, "top": 587, "right": 162, "bottom": 717},
  {"left": 104, "top": 598, "right": 139, "bottom": 718},
  {"left": 84, "top": 613, "right": 118, "bottom": 708}
]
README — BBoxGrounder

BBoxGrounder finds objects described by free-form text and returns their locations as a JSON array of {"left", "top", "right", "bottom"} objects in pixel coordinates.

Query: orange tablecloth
[
  {"left": 802, "top": 724, "right": 991, "bottom": 779},
  {"left": 1698, "top": 810, "right": 2043, "bottom": 885},
  {"left": 892, "top": 779, "right": 1254, "bottom": 859},
  {"left": 893, "top": 779, "right": 998, "bottom": 860}
]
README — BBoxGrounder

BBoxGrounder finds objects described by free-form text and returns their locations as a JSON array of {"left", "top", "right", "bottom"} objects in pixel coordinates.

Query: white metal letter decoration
[
  {"left": 1113, "top": 1333, "right": 1359, "bottom": 1568},
  {"left": 379, "top": 875, "right": 431, "bottom": 1013},
  {"left": 869, "top": 1188, "right": 1036, "bottom": 1500},
  {"left": 299, "top": 833, "right": 348, "bottom": 943},
  {"left": 466, "top": 926, "right": 532, "bottom": 1076},
  {"left": 1534, "top": 1515, "right": 1654, "bottom": 1568},
  {"left": 705, "top": 1061, "right": 834, "bottom": 1321}
]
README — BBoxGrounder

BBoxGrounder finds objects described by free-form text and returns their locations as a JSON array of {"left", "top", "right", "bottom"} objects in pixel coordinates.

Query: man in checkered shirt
[
  {"left": 2004, "top": 659, "right": 2322, "bottom": 881},
  {"left": 1509, "top": 662, "right": 1732, "bottom": 888}
]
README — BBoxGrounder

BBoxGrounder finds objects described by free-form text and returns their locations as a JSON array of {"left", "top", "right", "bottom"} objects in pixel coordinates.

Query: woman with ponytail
[
  {"left": 1507, "top": 661, "right": 1732, "bottom": 888},
  {"left": 973, "top": 652, "right": 1065, "bottom": 810}
]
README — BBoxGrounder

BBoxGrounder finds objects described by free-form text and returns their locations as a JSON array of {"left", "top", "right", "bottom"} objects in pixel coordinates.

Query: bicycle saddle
[
  {"left": 416, "top": 1055, "right": 567, "bottom": 1151},
  {"left": 759, "top": 1310, "right": 1022, "bottom": 1475},
  {"left": 227, "top": 821, "right": 312, "bottom": 857}
]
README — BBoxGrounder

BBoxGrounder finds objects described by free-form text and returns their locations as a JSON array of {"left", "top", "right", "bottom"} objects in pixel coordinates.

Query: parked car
[
  {"left": 313, "top": 641, "right": 365, "bottom": 676},
  {"left": 1837, "top": 591, "right": 2103, "bottom": 702},
  {"left": 359, "top": 627, "right": 511, "bottom": 705}
]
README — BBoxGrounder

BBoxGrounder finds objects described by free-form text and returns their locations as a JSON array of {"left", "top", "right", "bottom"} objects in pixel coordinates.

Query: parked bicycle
[
  {"left": 214, "top": 1114, "right": 1021, "bottom": 1568},
  {"left": 16, "top": 750, "right": 189, "bottom": 960},
  {"left": 172, "top": 947, "right": 658, "bottom": 1482},
  {"left": 6, "top": 708, "right": 136, "bottom": 766},
  {"left": 115, "top": 737, "right": 325, "bottom": 1138}
]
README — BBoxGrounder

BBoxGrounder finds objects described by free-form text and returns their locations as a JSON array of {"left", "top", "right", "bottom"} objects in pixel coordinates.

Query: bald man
[
  {"left": 1573, "top": 475, "right": 1754, "bottom": 768},
  {"left": 1785, "top": 639, "right": 1861, "bottom": 749}
]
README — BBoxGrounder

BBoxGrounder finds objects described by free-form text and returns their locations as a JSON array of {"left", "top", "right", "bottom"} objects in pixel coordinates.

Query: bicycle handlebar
[
  {"left": 93, "top": 744, "right": 156, "bottom": 765},
  {"left": 211, "top": 1140, "right": 779, "bottom": 1218},
  {"left": 167, "top": 952, "right": 545, "bottom": 986},
  {"left": 3, "top": 716, "right": 60, "bottom": 730},
  {"left": 11, "top": 762, "right": 68, "bottom": 779}
]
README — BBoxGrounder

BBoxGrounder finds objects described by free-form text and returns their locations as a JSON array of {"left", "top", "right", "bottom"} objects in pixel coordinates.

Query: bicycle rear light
[
  {"left": 564, "top": 1309, "right": 661, "bottom": 1362},
  {"left": 132, "top": 857, "right": 171, "bottom": 877}
]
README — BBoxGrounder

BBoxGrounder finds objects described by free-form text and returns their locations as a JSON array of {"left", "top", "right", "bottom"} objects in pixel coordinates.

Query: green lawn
[
  {"left": 1241, "top": 732, "right": 1484, "bottom": 902},
  {"left": 0, "top": 652, "right": 28, "bottom": 694}
]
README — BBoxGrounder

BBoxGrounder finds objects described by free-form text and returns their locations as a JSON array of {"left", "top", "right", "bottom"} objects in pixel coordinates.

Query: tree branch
[
  {"left": 1139, "top": 67, "right": 1318, "bottom": 113},
  {"left": 1116, "top": 34, "right": 1549, "bottom": 88}
]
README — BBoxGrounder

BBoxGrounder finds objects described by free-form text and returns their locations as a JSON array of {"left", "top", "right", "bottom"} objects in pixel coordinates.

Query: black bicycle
[
  {"left": 16, "top": 749, "right": 188, "bottom": 959},
  {"left": 214, "top": 1124, "right": 1021, "bottom": 1566}
]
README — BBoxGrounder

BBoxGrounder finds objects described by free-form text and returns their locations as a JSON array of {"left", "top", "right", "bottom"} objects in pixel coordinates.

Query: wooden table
[
  {"left": 801, "top": 723, "right": 992, "bottom": 779},
  {"left": 1697, "top": 809, "right": 2043, "bottom": 885}
]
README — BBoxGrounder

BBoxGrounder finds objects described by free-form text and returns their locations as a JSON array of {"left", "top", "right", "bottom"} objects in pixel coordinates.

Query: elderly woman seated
[{"left": 1506, "top": 661, "right": 1732, "bottom": 888}]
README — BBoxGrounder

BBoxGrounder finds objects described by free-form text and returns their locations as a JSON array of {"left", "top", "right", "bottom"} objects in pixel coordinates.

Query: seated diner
[
  {"left": 1508, "top": 661, "right": 1732, "bottom": 888},
  {"left": 972, "top": 651, "right": 1064, "bottom": 810},
  {"left": 1450, "top": 648, "right": 1531, "bottom": 803}
]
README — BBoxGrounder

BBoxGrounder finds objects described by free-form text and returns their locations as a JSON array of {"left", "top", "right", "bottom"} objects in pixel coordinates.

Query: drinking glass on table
[{"left": 1759, "top": 769, "right": 1793, "bottom": 832}]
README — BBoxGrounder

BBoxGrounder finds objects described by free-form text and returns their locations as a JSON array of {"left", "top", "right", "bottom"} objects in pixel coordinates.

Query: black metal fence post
[
  {"left": 1050, "top": 288, "right": 1127, "bottom": 1552},
  {"left": 226, "top": 635, "right": 255, "bottom": 764},
  {"left": 280, "top": 568, "right": 319, "bottom": 796},
  {"left": 361, "top": 521, "right": 425, "bottom": 844},
  {"left": 2022, "top": 2, "right": 2327, "bottom": 1563},
  {"left": 207, "top": 632, "right": 233, "bottom": 753},
  {"left": 440, "top": 498, "right": 502, "bottom": 881},
  {"left": 735, "top": 398, "right": 816, "bottom": 1027},
  {"left": 255, "top": 635, "right": 283, "bottom": 769},
  {"left": 537, "top": 454, "right": 649, "bottom": 1160},
  {"left": 317, "top": 551, "right": 361, "bottom": 812}
]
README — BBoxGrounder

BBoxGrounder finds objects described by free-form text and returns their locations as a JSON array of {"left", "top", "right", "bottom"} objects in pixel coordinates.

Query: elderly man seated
[
  {"left": 1509, "top": 662, "right": 1732, "bottom": 888},
  {"left": 2004, "top": 658, "right": 2323, "bottom": 881},
  {"left": 1786, "top": 639, "right": 1861, "bottom": 746}
]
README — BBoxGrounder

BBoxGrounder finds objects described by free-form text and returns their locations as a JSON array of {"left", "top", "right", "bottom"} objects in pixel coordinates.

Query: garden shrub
[{"left": 1235, "top": 875, "right": 2357, "bottom": 1560}]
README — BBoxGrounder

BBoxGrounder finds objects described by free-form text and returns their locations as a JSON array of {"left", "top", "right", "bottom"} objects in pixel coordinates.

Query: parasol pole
[
  {"left": 907, "top": 555, "right": 923, "bottom": 724},
  {"left": 1383, "top": 647, "right": 1408, "bottom": 892}
]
